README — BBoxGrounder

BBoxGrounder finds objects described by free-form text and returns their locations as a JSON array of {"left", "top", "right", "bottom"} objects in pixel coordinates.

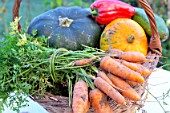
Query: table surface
[
  {"left": 137, "top": 68, "right": 170, "bottom": 113},
  {"left": 3, "top": 68, "right": 170, "bottom": 113}
]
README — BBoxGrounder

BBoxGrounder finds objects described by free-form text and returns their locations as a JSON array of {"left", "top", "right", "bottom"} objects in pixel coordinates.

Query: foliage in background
[
  {"left": 120, "top": 0, "right": 139, "bottom": 7},
  {"left": 0, "top": 0, "right": 8, "bottom": 36},
  {"left": 43, "top": 0, "right": 95, "bottom": 8}
]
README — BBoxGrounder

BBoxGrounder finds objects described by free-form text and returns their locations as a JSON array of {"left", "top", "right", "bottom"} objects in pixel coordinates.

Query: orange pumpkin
[{"left": 100, "top": 18, "right": 148, "bottom": 56}]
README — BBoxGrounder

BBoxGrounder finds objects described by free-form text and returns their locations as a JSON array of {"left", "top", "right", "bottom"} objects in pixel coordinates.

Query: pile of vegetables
[
  {"left": 70, "top": 49, "right": 151, "bottom": 113},
  {"left": 0, "top": 0, "right": 168, "bottom": 112}
]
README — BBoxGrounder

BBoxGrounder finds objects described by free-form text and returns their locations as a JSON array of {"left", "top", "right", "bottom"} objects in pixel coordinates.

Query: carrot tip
[{"left": 144, "top": 59, "right": 152, "bottom": 62}]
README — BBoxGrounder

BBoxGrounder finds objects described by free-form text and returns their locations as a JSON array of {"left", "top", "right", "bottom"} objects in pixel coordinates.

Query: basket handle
[
  {"left": 138, "top": 0, "right": 162, "bottom": 55},
  {"left": 12, "top": 0, "right": 162, "bottom": 55},
  {"left": 12, "top": 0, "right": 22, "bottom": 31}
]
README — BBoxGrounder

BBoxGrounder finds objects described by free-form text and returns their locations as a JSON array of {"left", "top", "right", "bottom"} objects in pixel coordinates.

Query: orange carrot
[
  {"left": 115, "top": 59, "right": 138, "bottom": 71},
  {"left": 119, "top": 51, "right": 150, "bottom": 63},
  {"left": 115, "top": 59, "right": 151, "bottom": 76},
  {"left": 107, "top": 73, "right": 141, "bottom": 101},
  {"left": 136, "top": 64, "right": 152, "bottom": 76},
  {"left": 74, "top": 56, "right": 98, "bottom": 66},
  {"left": 72, "top": 80, "right": 90, "bottom": 113},
  {"left": 108, "top": 48, "right": 123, "bottom": 55},
  {"left": 94, "top": 77, "right": 126, "bottom": 105},
  {"left": 100, "top": 56, "right": 144, "bottom": 83},
  {"left": 108, "top": 49, "right": 149, "bottom": 63},
  {"left": 64, "top": 107, "right": 73, "bottom": 113},
  {"left": 126, "top": 80, "right": 141, "bottom": 87},
  {"left": 97, "top": 71, "right": 123, "bottom": 91},
  {"left": 89, "top": 88, "right": 113, "bottom": 113},
  {"left": 97, "top": 71, "right": 113, "bottom": 85}
]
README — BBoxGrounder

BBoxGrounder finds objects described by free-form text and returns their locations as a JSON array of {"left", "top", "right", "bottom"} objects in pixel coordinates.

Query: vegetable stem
[
  {"left": 90, "top": 8, "right": 98, "bottom": 17},
  {"left": 19, "top": 61, "right": 48, "bottom": 76}
]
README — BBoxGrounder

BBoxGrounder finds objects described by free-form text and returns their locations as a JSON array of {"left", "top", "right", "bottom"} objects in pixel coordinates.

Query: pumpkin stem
[
  {"left": 59, "top": 16, "right": 74, "bottom": 27},
  {"left": 127, "top": 35, "right": 135, "bottom": 43}
]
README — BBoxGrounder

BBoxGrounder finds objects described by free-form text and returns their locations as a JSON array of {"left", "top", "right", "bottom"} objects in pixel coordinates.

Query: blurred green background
[{"left": 0, "top": 0, "right": 170, "bottom": 70}]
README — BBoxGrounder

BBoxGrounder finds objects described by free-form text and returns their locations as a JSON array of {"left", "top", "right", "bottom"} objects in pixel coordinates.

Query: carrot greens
[{"left": 0, "top": 18, "right": 105, "bottom": 112}]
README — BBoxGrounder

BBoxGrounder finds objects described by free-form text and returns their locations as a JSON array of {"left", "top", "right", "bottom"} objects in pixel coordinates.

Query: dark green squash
[
  {"left": 27, "top": 6, "right": 102, "bottom": 50},
  {"left": 133, "top": 7, "right": 169, "bottom": 42}
]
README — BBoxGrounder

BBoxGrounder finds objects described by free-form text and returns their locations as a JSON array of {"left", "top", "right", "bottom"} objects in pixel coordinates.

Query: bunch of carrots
[{"left": 65, "top": 49, "right": 152, "bottom": 113}]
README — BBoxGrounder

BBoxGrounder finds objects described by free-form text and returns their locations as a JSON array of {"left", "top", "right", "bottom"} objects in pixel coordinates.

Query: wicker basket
[{"left": 12, "top": 0, "right": 162, "bottom": 113}]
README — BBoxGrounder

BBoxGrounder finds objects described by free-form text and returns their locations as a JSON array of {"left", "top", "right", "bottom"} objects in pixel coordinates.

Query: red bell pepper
[{"left": 90, "top": 0, "right": 135, "bottom": 24}]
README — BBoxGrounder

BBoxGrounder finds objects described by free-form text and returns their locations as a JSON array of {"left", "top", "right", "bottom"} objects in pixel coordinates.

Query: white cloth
[
  {"left": 3, "top": 95, "right": 49, "bottom": 113},
  {"left": 137, "top": 68, "right": 170, "bottom": 113}
]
